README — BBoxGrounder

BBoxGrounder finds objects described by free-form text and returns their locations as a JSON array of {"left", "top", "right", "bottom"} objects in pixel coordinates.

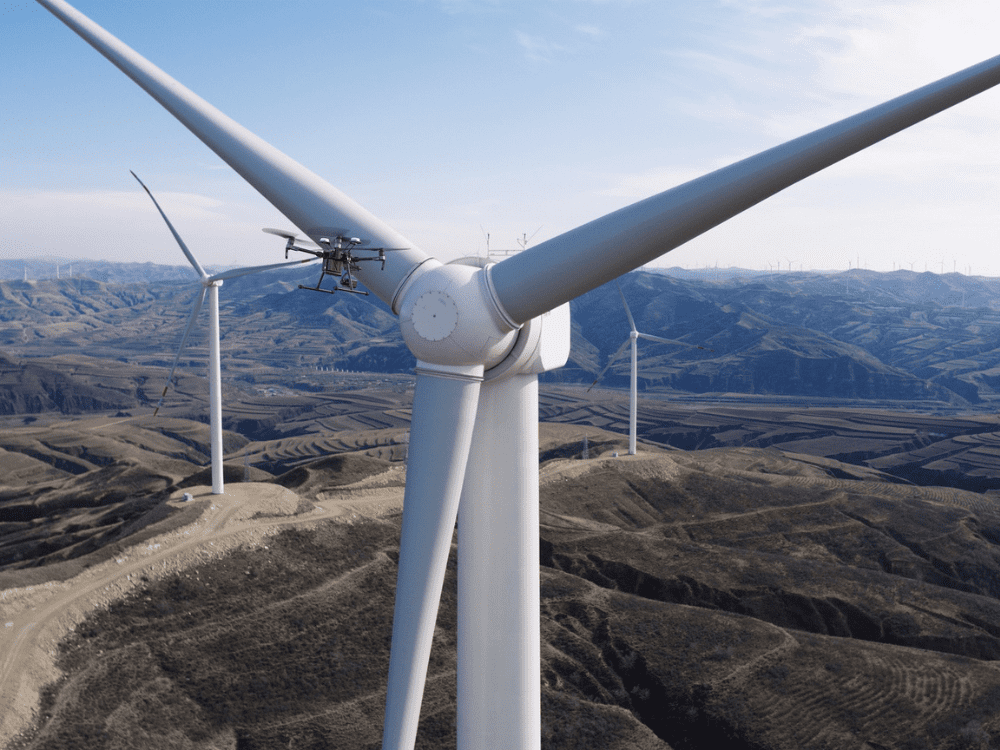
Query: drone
[{"left": 263, "top": 227, "right": 404, "bottom": 295}]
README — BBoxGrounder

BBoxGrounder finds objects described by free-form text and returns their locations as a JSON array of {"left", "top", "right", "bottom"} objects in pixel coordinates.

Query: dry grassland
[{"left": 3, "top": 379, "right": 1000, "bottom": 748}]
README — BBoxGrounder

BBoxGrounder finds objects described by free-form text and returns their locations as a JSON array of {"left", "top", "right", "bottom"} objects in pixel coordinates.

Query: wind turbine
[
  {"left": 35, "top": 1, "right": 1000, "bottom": 747},
  {"left": 132, "top": 171, "right": 316, "bottom": 496},
  {"left": 588, "top": 280, "right": 708, "bottom": 455}
]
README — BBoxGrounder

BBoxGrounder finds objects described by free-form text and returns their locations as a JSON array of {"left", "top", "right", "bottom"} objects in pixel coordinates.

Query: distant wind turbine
[
  {"left": 132, "top": 171, "right": 317, "bottom": 495},
  {"left": 589, "top": 280, "right": 709, "bottom": 455}
]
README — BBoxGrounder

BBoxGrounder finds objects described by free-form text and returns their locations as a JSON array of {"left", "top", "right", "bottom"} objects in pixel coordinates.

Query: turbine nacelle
[
  {"left": 398, "top": 260, "right": 518, "bottom": 371},
  {"left": 484, "top": 302, "right": 570, "bottom": 381},
  {"left": 397, "top": 257, "right": 571, "bottom": 379}
]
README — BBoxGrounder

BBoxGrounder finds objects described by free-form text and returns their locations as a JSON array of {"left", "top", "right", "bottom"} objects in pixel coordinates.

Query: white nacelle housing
[
  {"left": 398, "top": 259, "right": 519, "bottom": 372},
  {"left": 398, "top": 258, "right": 571, "bottom": 380},
  {"left": 484, "top": 301, "right": 571, "bottom": 382}
]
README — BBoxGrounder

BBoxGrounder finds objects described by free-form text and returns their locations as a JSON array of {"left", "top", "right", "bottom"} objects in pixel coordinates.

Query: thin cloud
[
  {"left": 0, "top": 188, "right": 281, "bottom": 266},
  {"left": 515, "top": 31, "right": 567, "bottom": 62},
  {"left": 801, "top": 0, "right": 1000, "bottom": 100},
  {"left": 574, "top": 24, "right": 604, "bottom": 38}
]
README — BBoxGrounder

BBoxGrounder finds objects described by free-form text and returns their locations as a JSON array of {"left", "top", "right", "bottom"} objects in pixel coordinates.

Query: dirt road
[{"left": 0, "top": 477, "right": 404, "bottom": 748}]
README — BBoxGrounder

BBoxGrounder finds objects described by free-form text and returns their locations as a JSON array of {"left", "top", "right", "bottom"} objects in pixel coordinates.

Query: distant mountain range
[
  {"left": 0, "top": 258, "right": 217, "bottom": 284},
  {"left": 2, "top": 259, "right": 1000, "bottom": 407}
]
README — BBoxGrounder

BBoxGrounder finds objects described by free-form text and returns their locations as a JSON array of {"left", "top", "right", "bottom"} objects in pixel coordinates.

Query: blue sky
[{"left": 3, "top": 0, "right": 999, "bottom": 274}]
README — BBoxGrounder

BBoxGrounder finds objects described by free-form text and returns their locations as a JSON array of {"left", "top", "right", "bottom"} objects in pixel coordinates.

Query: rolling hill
[
  {"left": 7, "top": 430, "right": 1000, "bottom": 749},
  {"left": 3, "top": 262, "right": 1000, "bottom": 406}
]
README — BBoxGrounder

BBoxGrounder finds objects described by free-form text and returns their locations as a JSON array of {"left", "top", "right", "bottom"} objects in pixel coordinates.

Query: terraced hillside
[
  {"left": 7, "top": 429, "right": 1000, "bottom": 749},
  {"left": 542, "top": 387, "right": 1000, "bottom": 493},
  {"left": 0, "top": 384, "right": 416, "bottom": 584}
]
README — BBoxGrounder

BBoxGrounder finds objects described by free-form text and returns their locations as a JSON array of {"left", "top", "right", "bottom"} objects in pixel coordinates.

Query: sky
[{"left": 2, "top": 0, "right": 999, "bottom": 275}]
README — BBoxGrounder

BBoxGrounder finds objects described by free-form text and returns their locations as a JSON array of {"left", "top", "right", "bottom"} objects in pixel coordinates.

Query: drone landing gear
[{"left": 298, "top": 258, "right": 368, "bottom": 296}]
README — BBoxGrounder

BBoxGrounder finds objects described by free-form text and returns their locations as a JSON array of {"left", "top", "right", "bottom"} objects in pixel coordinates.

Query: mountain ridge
[{"left": 2, "top": 263, "right": 999, "bottom": 406}]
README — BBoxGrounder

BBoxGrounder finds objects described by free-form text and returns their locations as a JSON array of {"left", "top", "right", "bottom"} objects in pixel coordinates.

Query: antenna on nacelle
[
  {"left": 480, "top": 225, "right": 490, "bottom": 260},
  {"left": 516, "top": 225, "right": 542, "bottom": 251}
]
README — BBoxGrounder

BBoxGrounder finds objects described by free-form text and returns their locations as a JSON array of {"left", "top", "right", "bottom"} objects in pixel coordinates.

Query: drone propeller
[
  {"left": 262, "top": 227, "right": 319, "bottom": 247},
  {"left": 263, "top": 227, "right": 322, "bottom": 259}
]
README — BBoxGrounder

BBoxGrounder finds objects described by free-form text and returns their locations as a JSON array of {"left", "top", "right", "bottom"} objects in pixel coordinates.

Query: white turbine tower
[
  {"left": 132, "top": 171, "right": 316, "bottom": 496},
  {"left": 588, "top": 280, "right": 708, "bottom": 455},
  {"left": 35, "top": 1, "right": 1000, "bottom": 747}
]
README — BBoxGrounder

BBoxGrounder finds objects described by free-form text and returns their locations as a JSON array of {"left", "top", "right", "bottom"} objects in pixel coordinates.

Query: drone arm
[{"left": 287, "top": 245, "right": 325, "bottom": 260}]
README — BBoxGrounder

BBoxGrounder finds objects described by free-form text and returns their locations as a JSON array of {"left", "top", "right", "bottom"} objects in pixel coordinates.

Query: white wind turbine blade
[
  {"left": 491, "top": 53, "right": 1000, "bottom": 323},
  {"left": 615, "top": 280, "right": 637, "bottom": 333},
  {"left": 617, "top": 280, "right": 709, "bottom": 350},
  {"left": 637, "top": 331, "right": 709, "bottom": 350},
  {"left": 39, "top": 0, "right": 426, "bottom": 307},
  {"left": 130, "top": 171, "right": 207, "bottom": 280},
  {"left": 587, "top": 337, "right": 631, "bottom": 392},
  {"left": 208, "top": 258, "right": 317, "bottom": 283},
  {"left": 382, "top": 369, "right": 482, "bottom": 750},
  {"left": 153, "top": 287, "right": 207, "bottom": 416}
]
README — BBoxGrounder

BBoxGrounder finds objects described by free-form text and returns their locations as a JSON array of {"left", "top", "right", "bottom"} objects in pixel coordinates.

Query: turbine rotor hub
[{"left": 398, "top": 260, "right": 518, "bottom": 369}]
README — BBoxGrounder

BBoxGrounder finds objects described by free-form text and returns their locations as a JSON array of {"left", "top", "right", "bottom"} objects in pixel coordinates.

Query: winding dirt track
[{"left": 0, "top": 479, "right": 404, "bottom": 748}]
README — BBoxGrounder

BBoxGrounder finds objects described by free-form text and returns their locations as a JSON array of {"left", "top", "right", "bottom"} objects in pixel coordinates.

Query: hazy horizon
[{"left": 2, "top": 257, "right": 997, "bottom": 280}]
